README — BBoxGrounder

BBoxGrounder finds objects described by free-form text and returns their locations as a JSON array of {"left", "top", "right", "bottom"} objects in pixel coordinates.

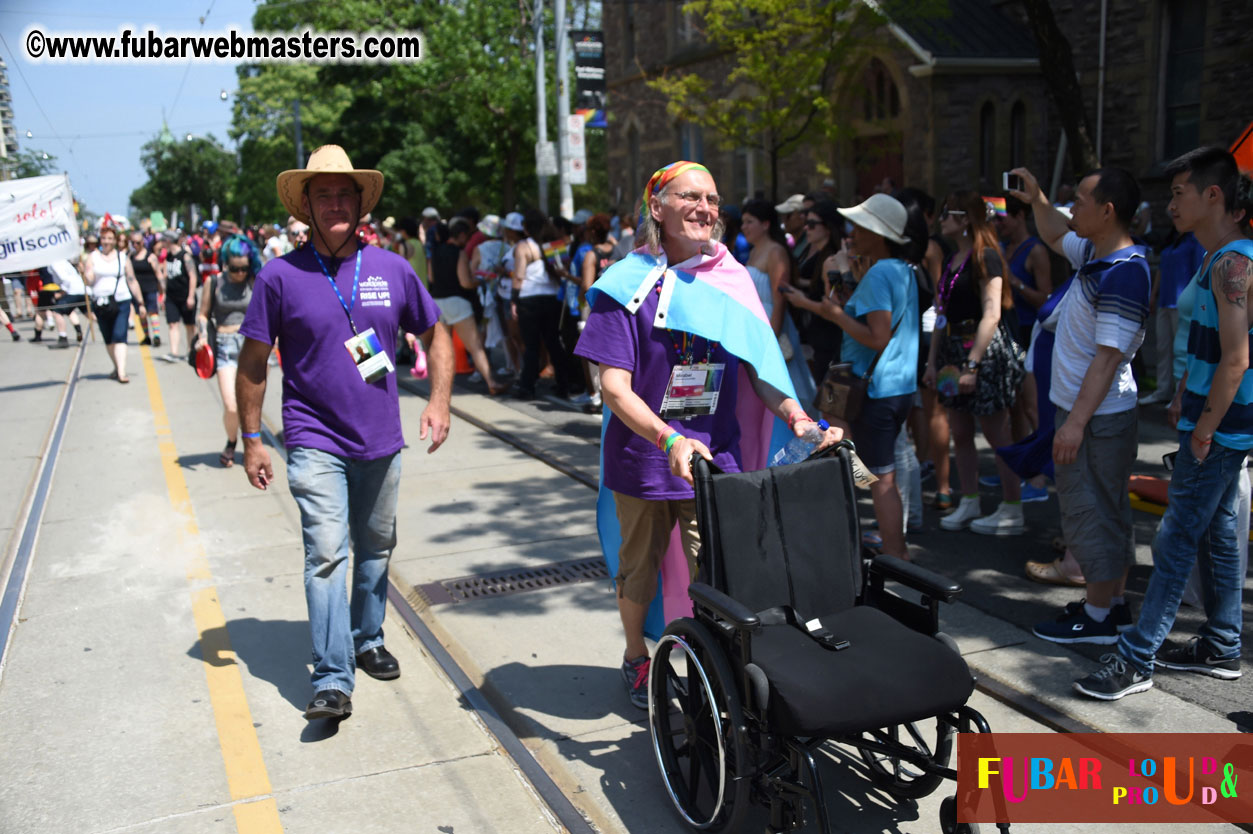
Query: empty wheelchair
[{"left": 647, "top": 444, "right": 1009, "bottom": 833}]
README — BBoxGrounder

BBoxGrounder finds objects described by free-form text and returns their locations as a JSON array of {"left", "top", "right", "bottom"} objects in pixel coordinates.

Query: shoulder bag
[{"left": 813, "top": 319, "right": 900, "bottom": 422}]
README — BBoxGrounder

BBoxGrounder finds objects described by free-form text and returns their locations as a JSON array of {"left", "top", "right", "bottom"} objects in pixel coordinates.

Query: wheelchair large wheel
[
  {"left": 856, "top": 719, "right": 951, "bottom": 799},
  {"left": 648, "top": 617, "right": 750, "bottom": 832}
]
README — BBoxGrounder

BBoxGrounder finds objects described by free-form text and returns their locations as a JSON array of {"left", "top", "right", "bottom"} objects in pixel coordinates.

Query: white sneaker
[
  {"left": 1138, "top": 389, "right": 1171, "bottom": 406},
  {"left": 940, "top": 496, "right": 982, "bottom": 531},
  {"left": 970, "top": 502, "right": 1025, "bottom": 536}
]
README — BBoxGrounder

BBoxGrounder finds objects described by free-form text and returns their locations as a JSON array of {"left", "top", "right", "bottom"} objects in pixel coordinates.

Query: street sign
[
  {"left": 566, "top": 156, "right": 588, "bottom": 185},
  {"left": 563, "top": 114, "right": 586, "bottom": 160},
  {"left": 535, "top": 141, "right": 559, "bottom": 177}
]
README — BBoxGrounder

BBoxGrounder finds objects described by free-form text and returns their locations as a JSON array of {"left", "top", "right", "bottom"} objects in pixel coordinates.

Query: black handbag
[{"left": 813, "top": 319, "right": 899, "bottom": 422}]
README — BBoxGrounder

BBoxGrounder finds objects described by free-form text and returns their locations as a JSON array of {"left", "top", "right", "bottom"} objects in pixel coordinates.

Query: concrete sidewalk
[
  {"left": 389, "top": 376, "right": 1241, "bottom": 833},
  {"left": 0, "top": 329, "right": 563, "bottom": 834}
]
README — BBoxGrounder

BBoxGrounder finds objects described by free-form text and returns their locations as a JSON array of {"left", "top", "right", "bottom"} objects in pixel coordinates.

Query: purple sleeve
[
  {"left": 574, "top": 293, "right": 637, "bottom": 371},
  {"left": 239, "top": 268, "right": 281, "bottom": 345},
  {"left": 398, "top": 262, "right": 440, "bottom": 335}
]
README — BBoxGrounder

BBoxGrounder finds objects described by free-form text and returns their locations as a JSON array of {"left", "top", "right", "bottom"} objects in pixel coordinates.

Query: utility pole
[
  {"left": 293, "top": 100, "right": 304, "bottom": 167},
  {"left": 534, "top": 0, "right": 549, "bottom": 214},
  {"left": 554, "top": 0, "right": 573, "bottom": 220}
]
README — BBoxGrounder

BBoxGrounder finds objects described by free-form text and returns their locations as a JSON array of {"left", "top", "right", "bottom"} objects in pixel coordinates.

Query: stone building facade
[{"left": 602, "top": 0, "right": 1252, "bottom": 213}]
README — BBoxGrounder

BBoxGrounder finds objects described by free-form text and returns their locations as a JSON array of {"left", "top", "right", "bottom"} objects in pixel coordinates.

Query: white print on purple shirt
[{"left": 359, "top": 274, "right": 392, "bottom": 307}]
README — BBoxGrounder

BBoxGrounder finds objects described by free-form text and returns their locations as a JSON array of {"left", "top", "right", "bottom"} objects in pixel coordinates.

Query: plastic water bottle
[{"left": 770, "top": 419, "right": 830, "bottom": 466}]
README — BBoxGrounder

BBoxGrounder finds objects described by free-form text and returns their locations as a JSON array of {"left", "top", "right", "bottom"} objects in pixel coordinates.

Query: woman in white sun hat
[{"left": 785, "top": 192, "right": 919, "bottom": 561}]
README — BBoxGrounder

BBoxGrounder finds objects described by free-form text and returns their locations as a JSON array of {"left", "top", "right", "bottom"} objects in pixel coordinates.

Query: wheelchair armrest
[
  {"left": 867, "top": 555, "right": 963, "bottom": 603},
  {"left": 688, "top": 582, "right": 760, "bottom": 630}
]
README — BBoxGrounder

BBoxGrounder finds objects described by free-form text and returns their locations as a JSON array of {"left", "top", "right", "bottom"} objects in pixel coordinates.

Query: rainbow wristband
[
  {"left": 663, "top": 432, "right": 682, "bottom": 454},
  {"left": 241, "top": 431, "right": 261, "bottom": 439}
]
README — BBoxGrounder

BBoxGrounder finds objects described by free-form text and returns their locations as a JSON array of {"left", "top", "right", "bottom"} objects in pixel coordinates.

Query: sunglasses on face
[
  {"left": 939, "top": 208, "right": 967, "bottom": 221},
  {"left": 227, "top": 265, "right": 249, "bottom": 274},
  {"left": 805, "top": 219, "right": 825, "bottom": 229}
]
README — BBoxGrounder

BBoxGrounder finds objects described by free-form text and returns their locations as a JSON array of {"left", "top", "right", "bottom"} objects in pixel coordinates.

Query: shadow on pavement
[
  {"left": 188, "top": 617, "right": 311, "bottom": 714},
  {"left": 177, "top": 451, "right": 232, "bottom": 470},
  {"left": 0, "top": 379, "right": 66, "bottom": 394}
]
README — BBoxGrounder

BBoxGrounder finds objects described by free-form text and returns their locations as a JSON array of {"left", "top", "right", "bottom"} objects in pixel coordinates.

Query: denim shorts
[
  {"left": 215, "top": 330, "right": 245, "bottom": 369},
  {"left": 850, "top": 393, "right": 914, "bottom": 474}
]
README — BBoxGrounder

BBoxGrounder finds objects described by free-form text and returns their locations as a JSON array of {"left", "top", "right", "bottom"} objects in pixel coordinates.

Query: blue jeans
[
  {"left": 1118, "top": 432, "right": 1248, "bottom": 674},
  {"left": 287, "top": 446, "right": 402, "bottom": 695}
]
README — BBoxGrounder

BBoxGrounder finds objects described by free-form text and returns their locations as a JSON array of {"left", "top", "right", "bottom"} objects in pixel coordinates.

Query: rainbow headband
[{"left": 639, "top": 161, "right": 710, "bottom": 225}]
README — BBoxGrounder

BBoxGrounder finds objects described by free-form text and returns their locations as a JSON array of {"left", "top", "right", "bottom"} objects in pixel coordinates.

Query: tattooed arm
[{"left": 1192, "top": 251, "right": 1253, "bottom": 458}]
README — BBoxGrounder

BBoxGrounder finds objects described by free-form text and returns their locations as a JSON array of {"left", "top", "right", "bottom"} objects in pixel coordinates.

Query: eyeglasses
[
  {"left": 226, "top": 265, "right": 249, "bottom": 274},
  {"left": 939, "top": 208, "right": 967, "bottom": 220},
  {"left": 671, "top": 190, "right": 721, "bottom": 208}
]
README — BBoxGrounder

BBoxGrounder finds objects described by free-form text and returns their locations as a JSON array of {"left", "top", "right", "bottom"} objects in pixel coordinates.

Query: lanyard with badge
[
  {"left": 312, "top": 247, "right": 395, "bottom": 384},
  {"left": 654, "top": 277, "right": 726, "bottom": 420}
]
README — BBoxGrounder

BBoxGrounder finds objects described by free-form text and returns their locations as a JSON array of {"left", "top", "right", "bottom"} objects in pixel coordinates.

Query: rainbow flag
[
  {"left": 542, "top": 239, "right": 569, "bottom": 259},
  {"left": 985, "top": 196, "right": 1008, "bottom": 217}
]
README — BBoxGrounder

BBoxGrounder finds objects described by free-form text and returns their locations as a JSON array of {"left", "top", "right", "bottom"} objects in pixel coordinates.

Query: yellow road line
[{"left": 139, "top": 346, "right": 284, "bottom": 834}]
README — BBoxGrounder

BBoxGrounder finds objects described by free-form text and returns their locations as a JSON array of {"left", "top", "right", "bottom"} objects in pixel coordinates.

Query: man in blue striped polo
[{"left": 1074, "top": 146, "right": 1253, "bottom": 700}]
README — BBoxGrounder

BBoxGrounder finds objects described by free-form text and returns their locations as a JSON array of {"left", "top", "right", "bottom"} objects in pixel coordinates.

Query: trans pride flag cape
[{"left": 588, "top": 243, "right": 798, "bottom": 640}]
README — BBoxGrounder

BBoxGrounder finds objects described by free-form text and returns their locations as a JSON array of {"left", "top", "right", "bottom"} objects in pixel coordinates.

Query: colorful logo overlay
[{"left": 956, "top": 734, "right": 1253, "bottom": 824}]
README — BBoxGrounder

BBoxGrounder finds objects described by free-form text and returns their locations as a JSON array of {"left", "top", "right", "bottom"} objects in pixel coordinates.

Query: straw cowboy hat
[{"left": 276, "top": 145, "right": 384, "bottom": 225}]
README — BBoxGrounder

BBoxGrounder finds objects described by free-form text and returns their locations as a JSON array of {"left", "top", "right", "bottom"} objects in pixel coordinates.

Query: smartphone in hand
[{"left": 1003, "top": 171, "right": 1024, "bottom": 192}]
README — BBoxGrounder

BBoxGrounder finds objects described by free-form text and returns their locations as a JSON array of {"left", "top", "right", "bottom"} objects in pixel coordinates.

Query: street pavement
[{"left": 1, "top": 314, "right": 1247, "bottom": 833}]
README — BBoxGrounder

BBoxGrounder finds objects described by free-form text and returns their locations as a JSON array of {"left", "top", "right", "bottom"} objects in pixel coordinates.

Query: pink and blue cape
[{"left": 588, "top": 243, "right": 798, "bottom": 640}]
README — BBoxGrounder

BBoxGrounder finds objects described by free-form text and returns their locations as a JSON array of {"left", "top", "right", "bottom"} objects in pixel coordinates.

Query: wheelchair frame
[{"left": 647, "top": 448, "right": 1011, "bottom": 834}]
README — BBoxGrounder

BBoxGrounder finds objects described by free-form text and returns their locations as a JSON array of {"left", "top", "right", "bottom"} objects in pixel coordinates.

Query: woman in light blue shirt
[{"left": 785, "top": 193, "right": 918, "bottom": 560}]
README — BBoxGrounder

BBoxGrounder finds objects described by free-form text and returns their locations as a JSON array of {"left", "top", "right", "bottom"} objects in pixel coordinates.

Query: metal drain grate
[{"left": 417, "top": 557, "right": 609, "bottom": 605}]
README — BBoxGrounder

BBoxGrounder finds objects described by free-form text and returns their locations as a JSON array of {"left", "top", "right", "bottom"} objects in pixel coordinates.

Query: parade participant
[
  {"left": 83, "top": 226, "right": 147, "bottom": 383},
  {"left": 511, "top": 209, "right": 569, "bottom": 400},
  {"left": 160, "top": 230, "right": 200, "bottom": 363},
  {"left": 36, "top": 259, "right": 86, "bottom": 348},
  {"left": 196, "top": 235, "right": 261, "bottom": 468},
  {"left": 1008, "top": 166, "right": 1152, "bottom": 646},
  {"left": 237, "top": 145, "right": 453, "bottom": 721},
  {"left": 576, "top": 161, "right": 842, "bottom": 709},
  {"left": 129, "top": 231, "right": 163, "bottom": 348},
  {"left": 1, "top": 303, "right": 18, "bottom": 341},
  {"left": 1074, "top": 148, "right": 1253, "bottom": 699}
]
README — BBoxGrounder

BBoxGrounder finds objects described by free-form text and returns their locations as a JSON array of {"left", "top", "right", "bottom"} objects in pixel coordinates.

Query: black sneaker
[
  {"left": 1033, "top": 605, "right": 1120, "bottom": 645},
  {"left": 304, "top": 688, "right": 352, "bottom": 720},
  {"left": 153, "top": 335, "right": 161, "bottom": 347},
  {"left": 53, "top": 335, "right": 69, "bottom": 349},
  {"left": 75, "top": 326, "right": 83, "bottom": 342},
  {"left": 1154, "top": 637, "right": 1242, "bottom": 680},
  {"left": 1064, "top": 599, "right": 1133, "bottom": 633},
  {"left": 32, "top": 330, "right": 42, "bottom": 342},
  {"left": 9, "top": 330, "right": 19, "bottom": 342},
  {"left": 1074, "top": 653, "right": 1153, "bottom": 700},
  {"left": 621, "top": 654, "right": 651, "bottom": 710}
]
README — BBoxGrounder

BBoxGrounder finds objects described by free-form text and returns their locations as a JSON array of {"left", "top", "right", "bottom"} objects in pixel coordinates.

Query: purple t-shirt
[
  {"left": 575, "top": 289, "right": 741, "bottom": 500},
  {"left": 240, "top": 244, "right": 440, "bottom": 459}
]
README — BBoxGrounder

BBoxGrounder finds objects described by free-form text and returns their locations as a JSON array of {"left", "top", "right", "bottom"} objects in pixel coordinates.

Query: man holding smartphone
[
  {"left": 1072, "top": 147, "right": 1253, "bottom": 700},
  {"left": 1008, "top": 165, "right": 1151, "bottom": 651}
]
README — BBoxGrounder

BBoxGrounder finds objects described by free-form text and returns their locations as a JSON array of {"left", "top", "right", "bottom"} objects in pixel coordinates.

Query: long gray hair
[{"left": 637, "top": 187, "right": 726, "bottom": 256}]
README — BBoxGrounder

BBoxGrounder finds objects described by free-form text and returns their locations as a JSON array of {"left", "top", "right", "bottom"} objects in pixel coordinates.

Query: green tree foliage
[
  {"left": 130, "top": 133, "right": 236, "bottom": 221},
  {"left": 646, "top": 0, "right": 896, "bottom": 200},
  {"left": 236, "top": 0, "right": 546, "bottom": 218},
  {"left": 6, "top": 147, "right": 58, "bottom": 179}
]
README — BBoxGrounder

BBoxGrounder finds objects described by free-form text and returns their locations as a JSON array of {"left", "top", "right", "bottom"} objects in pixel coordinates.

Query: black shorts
[
  {"left": 56, "top": 294, "right": 88, "bottom": 314},
  {"left": 850, "top": 393, "right": 914, "bottom": 475},
  {"left": 37, "top": 289, "right": 59, "bottom": 311},
  {"left": 165, "top": 295, "right": 196, "bottom": 325}
]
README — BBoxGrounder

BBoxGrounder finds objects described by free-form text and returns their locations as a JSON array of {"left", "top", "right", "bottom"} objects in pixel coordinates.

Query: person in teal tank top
[{"left": 1075, "top": 146, "right": 1253, "bottom": 701}]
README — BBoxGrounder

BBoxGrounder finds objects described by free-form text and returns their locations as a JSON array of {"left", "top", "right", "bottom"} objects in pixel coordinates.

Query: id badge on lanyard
[
  {"left": 659, "top": 362, "right": 726, "bottom": 420},
  {"left": 314, "top": 247, "right": 396, "bottom": 385}
]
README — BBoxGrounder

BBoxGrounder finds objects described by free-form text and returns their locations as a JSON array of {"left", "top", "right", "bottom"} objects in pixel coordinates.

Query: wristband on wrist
[
  {"left": 241, "top": 431, "right": 261, "bottom": 439},
  {"left": 664, "top": 432, "right": 682, "bottom": 454},
  {"left": 786, "top": 410, "right": 814, "bottom": 430},
  {"left": 656, "top": 427, "right": 671, "bottom": 451}
]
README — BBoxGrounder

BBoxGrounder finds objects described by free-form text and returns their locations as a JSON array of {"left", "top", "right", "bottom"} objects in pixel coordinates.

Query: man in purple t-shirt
[
  {"left": 236, "top": 145, "right": 453, "bottom": 721},
  {"left": 576, "top": 161, "right": 841, "bottom": 710}
]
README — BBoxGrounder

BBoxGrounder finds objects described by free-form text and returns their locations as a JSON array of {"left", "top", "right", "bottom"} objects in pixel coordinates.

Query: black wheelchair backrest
[{"left": 694, "top": 446, "right": 862, "bottom": 618}]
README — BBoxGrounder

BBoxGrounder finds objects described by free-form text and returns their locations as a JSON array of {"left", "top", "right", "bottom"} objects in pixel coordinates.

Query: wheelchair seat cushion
[{"left": 750, "top": 606, "right": 974, "bottom": 738}]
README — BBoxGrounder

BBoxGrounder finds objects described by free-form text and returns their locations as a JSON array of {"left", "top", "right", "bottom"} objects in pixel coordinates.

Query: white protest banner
[{"left": 0, "top": 174, "right": 80, "bottom": 273}]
